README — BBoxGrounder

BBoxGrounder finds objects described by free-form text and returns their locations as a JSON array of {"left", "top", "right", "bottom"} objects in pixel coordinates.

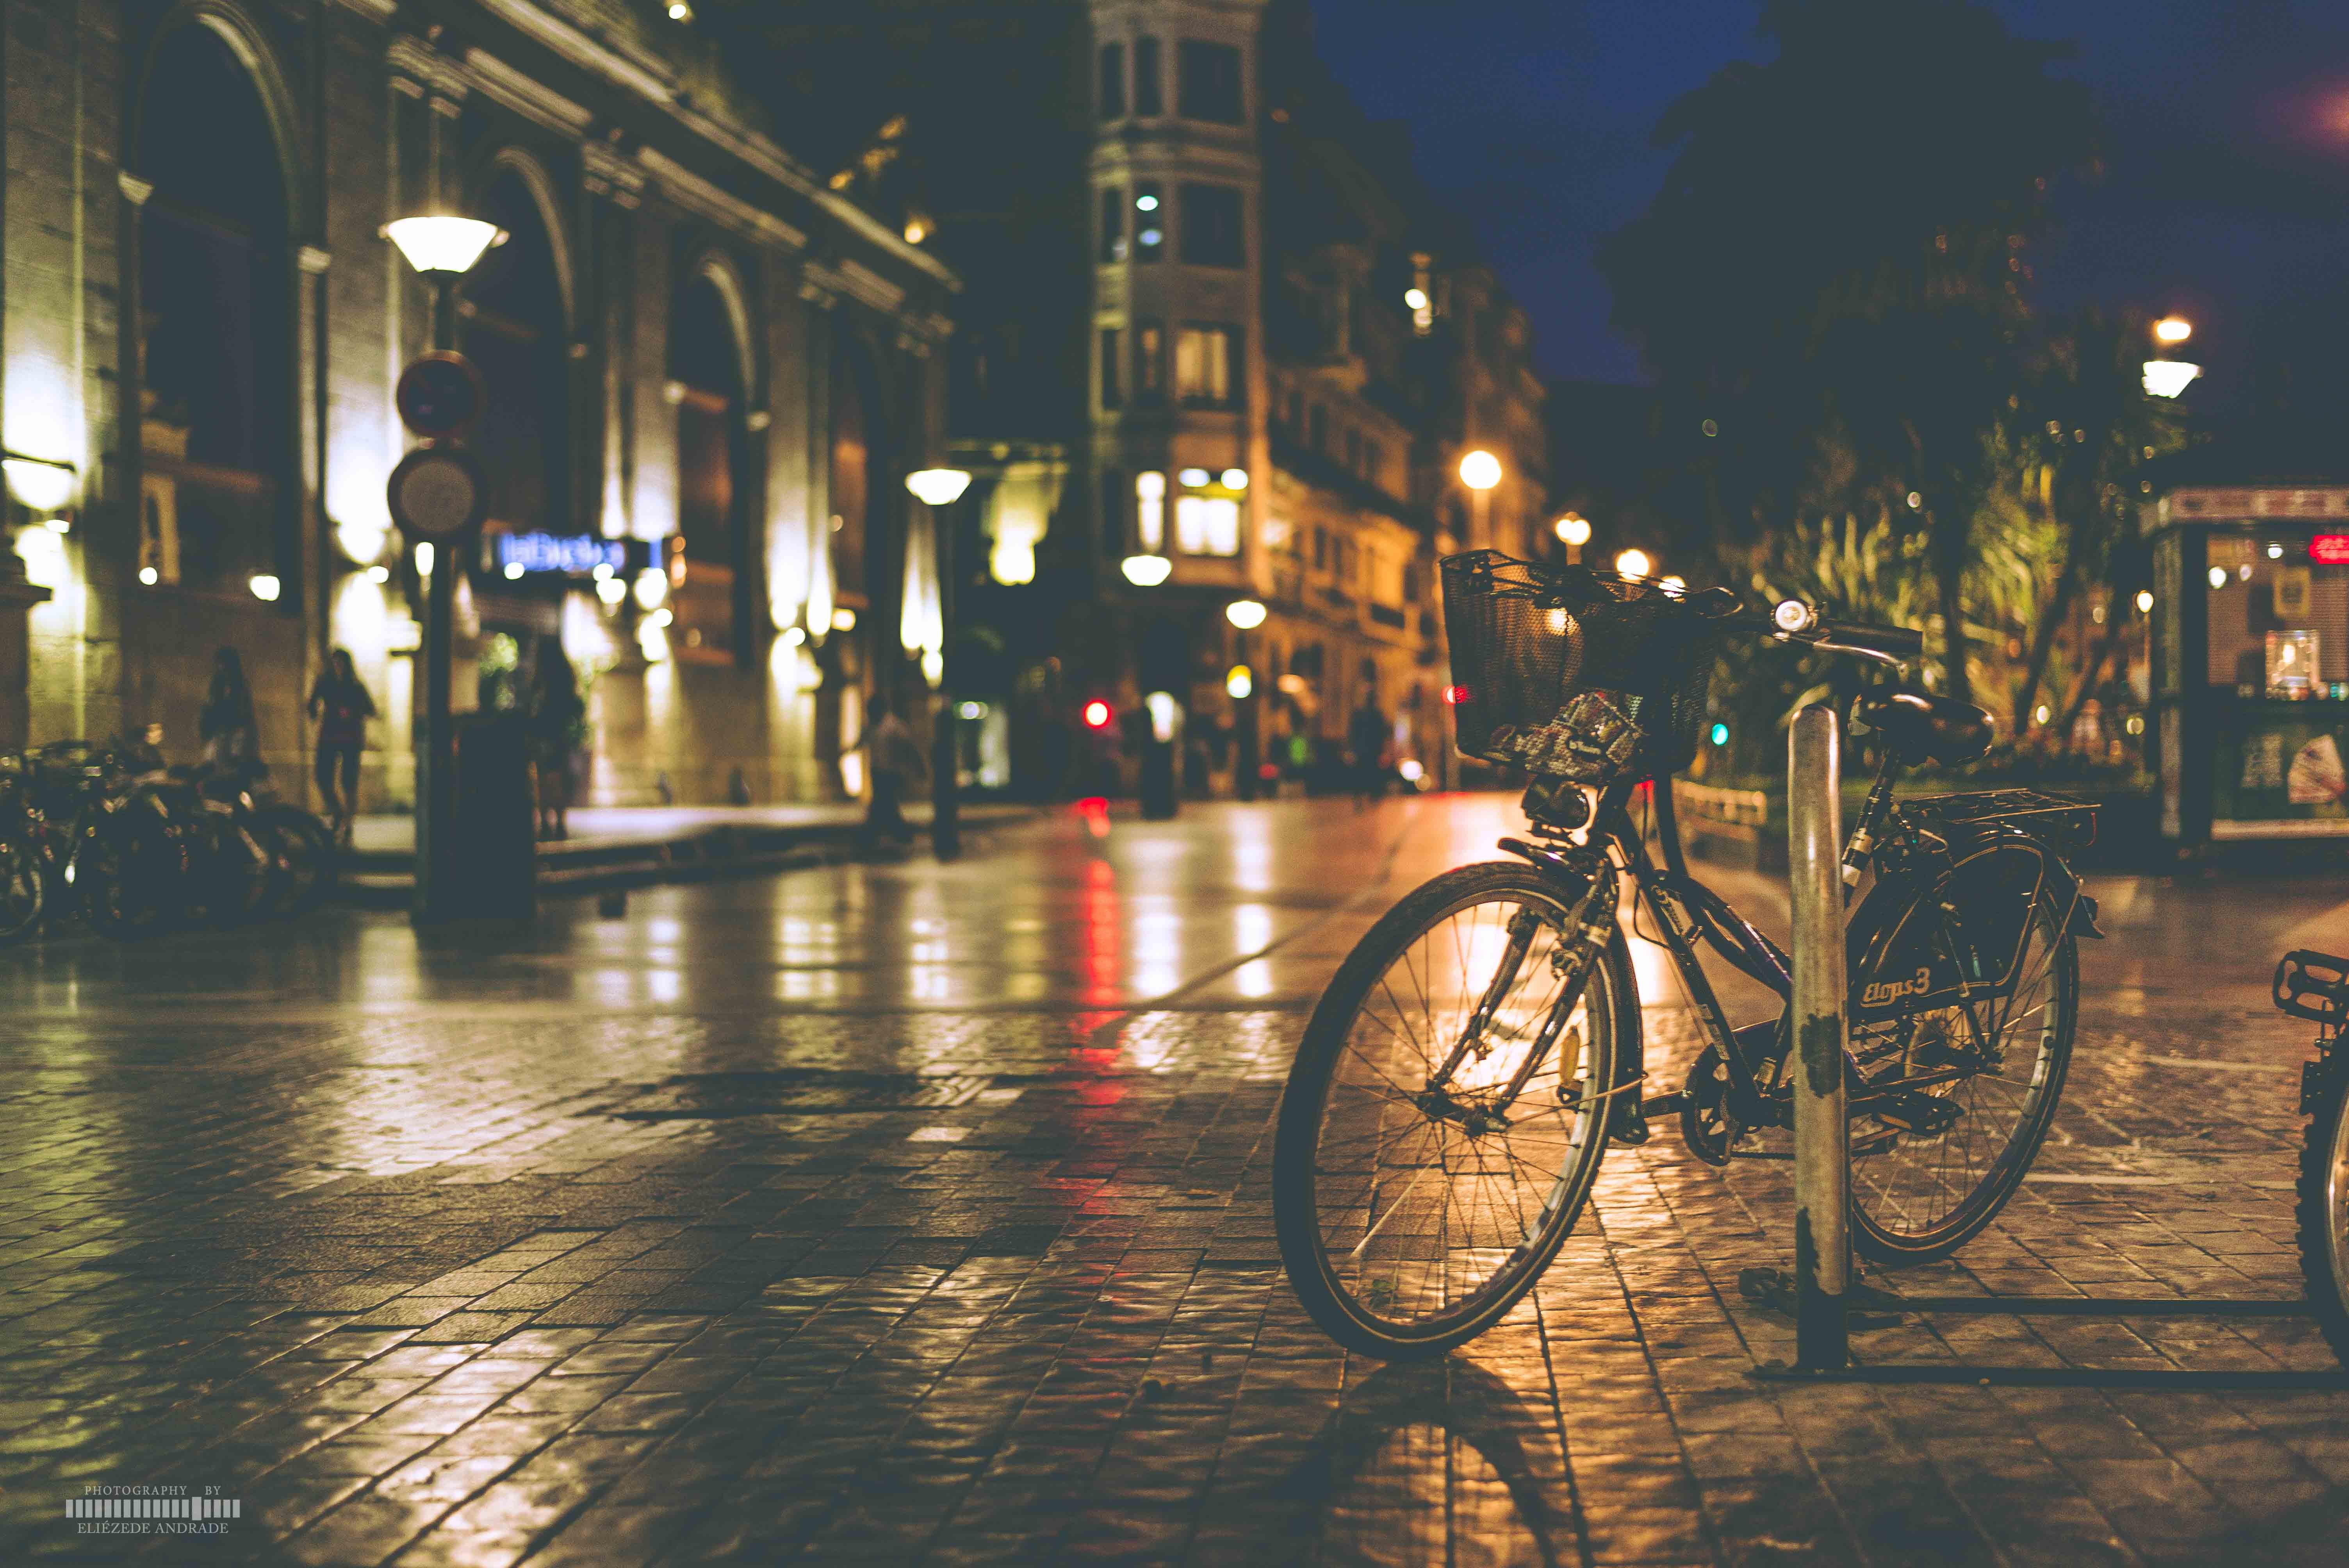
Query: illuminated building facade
[
  {"left": 723, "top": 0, "right": 1547, "bottom": 796},
  {"left": 2, "top": 0, "right": 953, "bottom": 806}
]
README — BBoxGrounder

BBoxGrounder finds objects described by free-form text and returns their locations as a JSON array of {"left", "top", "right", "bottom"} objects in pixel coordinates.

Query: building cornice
[
  {"left": 464, "top": 48, "right": 595, "bottom": 140},
  {"left": 638, "top": 147, "right": 805, "bottom": 254}
]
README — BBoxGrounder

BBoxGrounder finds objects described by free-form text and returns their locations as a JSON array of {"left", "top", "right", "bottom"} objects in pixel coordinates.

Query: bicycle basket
[{"left": 1439, "top": 550, "right": 1718, "bottom": 784}]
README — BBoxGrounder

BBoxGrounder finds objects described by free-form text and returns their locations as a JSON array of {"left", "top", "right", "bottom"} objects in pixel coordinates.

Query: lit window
[
  {"left": 1175, "top": 495, "right": 1240, "bottom": 556},
  {"left": 1135, "top": 471, "right": 1166, "bottom": 552},
  {"left": 1136, "top": 321, "right": 1164, "bottom": 398},
  {"left": 1175, "top": 324, "right": 1237, "bottom": 405}
]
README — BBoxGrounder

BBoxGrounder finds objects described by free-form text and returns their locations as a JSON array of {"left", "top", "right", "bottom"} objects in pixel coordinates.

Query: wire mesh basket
[{"left": 1439, "top": 550, "right": 1718, "bottom": 785}]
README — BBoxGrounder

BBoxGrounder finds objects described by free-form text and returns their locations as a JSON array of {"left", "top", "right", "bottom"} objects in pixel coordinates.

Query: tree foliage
[{"left": 1602, "top": 0, "right": 2101, "bottom": 709}]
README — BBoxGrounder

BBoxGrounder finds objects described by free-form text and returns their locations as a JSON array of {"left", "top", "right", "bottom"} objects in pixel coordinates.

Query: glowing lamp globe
[
  {"left": 1554, "top": 514, "right": 1591, "bottom": 547},
  {"left": 1122, "top": 554, "right": 1172, "bottom": 587},
  {"left": 2142, "top": 360, "right": 2201, "bottom": 399},
  {"left": 2, "top": 456, "right": 77, "bottom": 514},
  {"left": 382, "top": 216, "right": 503, "bottom": 276},
  {"left": 1224, "top": 599, "right": 1267, "bottom": 629},
  {"left": 1457, "top": 450, "right": 1502, "bottom": 491},
  {"left": 904, "top": 468, "right": 972, "bottom": 506}
]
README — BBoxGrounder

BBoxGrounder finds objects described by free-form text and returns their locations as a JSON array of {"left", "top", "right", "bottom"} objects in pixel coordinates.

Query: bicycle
[
  {"left": 1273, "top": 550, "right": 2100, "bottom": 1358},
  {"left": 2273, "top": 950, "right": 2349, "bottom": 1367}
]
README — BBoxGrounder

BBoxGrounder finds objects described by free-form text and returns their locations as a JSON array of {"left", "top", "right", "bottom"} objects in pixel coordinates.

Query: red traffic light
[
  {"left": 1442, "top": 684, "right": 1470, "bottom": 706},
  {"left": 1082, "top": 700, "right": 1113, "bottom": 730},
  {"left": 395, "top": 352, "right": 487, "bottom": 441}
]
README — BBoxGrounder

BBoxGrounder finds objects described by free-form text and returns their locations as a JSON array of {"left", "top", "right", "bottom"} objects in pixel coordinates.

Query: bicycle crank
[{"left": 1680, "top": 1044, "right": 1740, "bottom": 1166}]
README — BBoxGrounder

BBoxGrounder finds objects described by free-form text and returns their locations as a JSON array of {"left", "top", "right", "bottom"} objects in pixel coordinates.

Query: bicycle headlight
[{"left": 1773, "top": 599, "right": 1815, "bottom": 634}]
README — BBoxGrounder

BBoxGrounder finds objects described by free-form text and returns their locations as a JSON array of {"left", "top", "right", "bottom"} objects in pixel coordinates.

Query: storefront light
[
  {"left": 1178, "top": 467, "right": 1210, "bottom": 488},
  {"left": 832, "top": 607, "right": 857, "bottom": 631},
  {"left": 1221, "top": 468, "right": 1248, "bottom": 491},
  {"left": 595, "top": 575, "right": 627, "bottom": 606},
  {"left": 1225, "top": 598, "right": 1267, "bottom": 629},
  {"left": 781, "top": 624, "right": 807, "bottom": 647},
  {"left": 138, "top": 566, "right": 159, "bottom": 586},
  {"left": 503, "top": 561, "right": 525, "bottom": 580},
  {"left": 367, "top": 565, "right": 390, "bottom": 584},
  {"left": 1122, "top": 554, "right": 1172, "bottom": 587},
  {"left": 249, "top": 574, "right": 282, "bottom": 602},
  {"left": 2208, "top": 566, "right": 2229, "bottom": 590},
  {"left": 633, "top": 566, "right": 667, "bottom": 609}
]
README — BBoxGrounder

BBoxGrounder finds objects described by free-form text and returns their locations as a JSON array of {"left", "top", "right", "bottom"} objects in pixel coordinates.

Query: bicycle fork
[{"left": 1421, "top": 862, "right": 1622, "bottom": 1127}]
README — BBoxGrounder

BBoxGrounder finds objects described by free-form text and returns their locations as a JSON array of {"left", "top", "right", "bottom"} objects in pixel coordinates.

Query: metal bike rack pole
[{"left": 1788, "top": 704, "right": 1850, "bottom": 1370}]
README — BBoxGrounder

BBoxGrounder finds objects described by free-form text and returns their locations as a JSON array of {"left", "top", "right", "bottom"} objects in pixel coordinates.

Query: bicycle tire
[
  {"left": 80, "top": 809, "right": 184, "bottom": 940},
  {"left": 1274, "top": 861, "right": 1634, "bottom": 1358},
  {"left": 0, "top": 834, "right": 43, "bottom": 943},
  {"left": 256, "top": 806, "right": 335, "bottom": 918},
  {"left": 2298, "top": 1057, "right": 2349, "bottom": 1367},
  {"left": 1847, "top": 865, "right": 2077, "bottom": 1265}
]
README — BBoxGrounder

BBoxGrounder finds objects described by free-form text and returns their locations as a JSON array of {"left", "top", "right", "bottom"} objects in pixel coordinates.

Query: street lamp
[
  {"left": 904, "top": 467, "right": 973, "bottom": 861},
  {"left": 2143, "top": 315, "right": 2200, "bottom": 398},
  {"left": 386, "top": 214, "right": 498, "bottom": 925},
  {"left": 1554, "top": 512, "right": 1590, "bottom": 564},
  {"left": 1458, "top": 449, "right": 1501, "bottom": 548},
  {"left": 1615, "top": 548, "right": 1652, "bottom": 579},
  {"left": 382, "top": 217, "right": 503, "bottom": 351}
]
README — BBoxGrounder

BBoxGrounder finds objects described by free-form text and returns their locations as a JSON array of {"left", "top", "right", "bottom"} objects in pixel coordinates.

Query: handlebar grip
[{"left": 1817, "top": 620, "right": 1924, "bottom": 658}]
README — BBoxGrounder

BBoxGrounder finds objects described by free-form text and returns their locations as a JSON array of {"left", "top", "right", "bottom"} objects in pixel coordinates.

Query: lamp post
[
  {"left": 384, "top": 215, "right": 500, "bottom": 924},
  {"left": 905, "top": 467, "right": 971, "bottom": 860},
  {"left": 1226, "top": 598, "right": 1266, "bottom": 801},
  {"left": 1458, "top": 449, "right": 1501, "bottom": 550}
]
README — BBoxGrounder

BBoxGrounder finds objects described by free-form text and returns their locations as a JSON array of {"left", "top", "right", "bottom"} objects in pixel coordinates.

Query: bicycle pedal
[
  {"left": 1639, "top": 1091, "right": 1688, "bottom": 1118},
  {"left": 1850, "top": 1126, "right": 1900, "bottom": 1157}
]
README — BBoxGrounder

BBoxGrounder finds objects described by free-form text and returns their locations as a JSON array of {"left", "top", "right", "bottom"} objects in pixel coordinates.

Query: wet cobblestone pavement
[{"left": 2, "top": 795, "right": 2345, "bottom": 1565}]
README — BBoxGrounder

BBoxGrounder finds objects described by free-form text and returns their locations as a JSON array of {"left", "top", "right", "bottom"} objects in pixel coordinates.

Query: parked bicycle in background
[
  {"left": 2273, "top": 951, "right": 2349, "bottom": 1367},
  {"left": 1274, "top": 550, "right": 2097, "bottom": 1358}
]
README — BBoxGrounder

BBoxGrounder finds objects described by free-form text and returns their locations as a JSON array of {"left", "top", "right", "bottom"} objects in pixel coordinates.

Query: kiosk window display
[{"left": 2148, "top": 483, "right": 2349, "bottom": 845}]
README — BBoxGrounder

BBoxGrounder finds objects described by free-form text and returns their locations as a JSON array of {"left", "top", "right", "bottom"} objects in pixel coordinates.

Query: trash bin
[{"left": 453, "top": 711, "right": 536, "bottom": 919}]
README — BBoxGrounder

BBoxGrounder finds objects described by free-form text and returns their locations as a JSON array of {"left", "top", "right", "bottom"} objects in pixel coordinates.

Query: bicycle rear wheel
[
  {"left": 1274, "top": 861, "right": 1631, "bottom": 1358},
  {"left": 1848, "top": 891, "right": 2076, "bottom": 1264},
  {"left": 2299, "top": 1058, "right": 2349, "bottom": 1367}
]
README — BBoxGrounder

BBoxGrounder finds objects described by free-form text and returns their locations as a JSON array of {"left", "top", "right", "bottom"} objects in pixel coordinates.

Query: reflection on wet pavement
[{"left": 0, "top": 795, "right": 2345, "bottom": 1564}]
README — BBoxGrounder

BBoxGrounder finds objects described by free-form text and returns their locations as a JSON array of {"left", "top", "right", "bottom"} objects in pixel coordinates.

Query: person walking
[
  {"left": 527, "top": 644, "right": 587, "bottom": 841},
  {"left": 198, "top": 647, "right": 260, "bottom": 777},
  {"left": 852, "top": 692, "right": 925, "bottom": 852},
  {"left": 1348, "top": 690, "right": 1391, "bottom": 809},
  {"left": 307, "top": 648, "right": 375, "bottom": 846}
]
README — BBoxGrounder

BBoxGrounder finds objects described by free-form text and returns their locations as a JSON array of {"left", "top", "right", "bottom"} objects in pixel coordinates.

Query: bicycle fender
[{"left": 1848, "top": 824, "right": 2081, "bottom": 1024}]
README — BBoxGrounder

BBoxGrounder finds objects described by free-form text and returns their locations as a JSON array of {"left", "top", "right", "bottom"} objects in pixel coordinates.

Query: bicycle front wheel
[
  {"left": 1274, "top": 861, "right": 1631, "bottom": 1358},
  {"left": 1849, "top": 888, "right": 2076, "bottom": 1265},
  {"left": 2299, "top": 1057, "right": 2349, "bottom": 1367}
]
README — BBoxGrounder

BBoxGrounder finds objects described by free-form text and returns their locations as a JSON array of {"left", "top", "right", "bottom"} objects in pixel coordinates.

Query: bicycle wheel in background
[
  {"left": 0, "top": 835, "right": 43, "bottom": 943},
  {"left": 1274, "top": 861, "right": 1632, "bottom": 1358},
  {"left": 1848, "top": 887, "right": 2076, "bottom": 1265},
  {"left": 2299, "top": 1058, "right": 2349, "bottom": 1367},
  {"left": 256, "top": 806, "right": 335, "bottom": 918},
  {"left": 80, "top": 808, "right": 185, "bottom": 940}
]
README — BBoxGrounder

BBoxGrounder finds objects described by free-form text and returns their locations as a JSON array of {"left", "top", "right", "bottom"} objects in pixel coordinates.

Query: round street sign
[
  {"left": 394, "top": 351, "right": 486, "bottom": 440},
  {"left": 387, "top": 445, "right": 489, "bottom": 541}
]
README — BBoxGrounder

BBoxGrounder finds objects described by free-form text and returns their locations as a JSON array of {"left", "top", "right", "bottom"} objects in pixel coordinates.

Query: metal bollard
[{"left": 1788, "top": 704, "right": 1850, "bottom": 1370}]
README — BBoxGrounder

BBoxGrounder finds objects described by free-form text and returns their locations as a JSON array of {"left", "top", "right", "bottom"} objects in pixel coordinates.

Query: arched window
[
  {"left": 462, "top": 167, "right": 570, "bottom": 535},
  {"left": 669, "top": 267, "right": 752, "bottom": 664},
  {"left": 134, "top": 21, "right": 293, "bottom": 593}
]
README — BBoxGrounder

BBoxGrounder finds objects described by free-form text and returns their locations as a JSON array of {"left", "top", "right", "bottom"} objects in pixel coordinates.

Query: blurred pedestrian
[
  {"left": 199, "top": 647, "right": 259, "bottom": 776},
  {"left": 1349, "top": 691, "right": 1391, "bottom": 808},
  {"left": 307, "top": 648, "right": 375, "bottom": 846},
  {"left": 853, "top": 693, "right": 926, "bottom": 851},
  {"left": 528, "top": 644, "right": 586, "bottom": 841}
]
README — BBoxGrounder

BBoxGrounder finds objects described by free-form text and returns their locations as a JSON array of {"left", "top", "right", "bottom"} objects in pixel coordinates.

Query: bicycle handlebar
[{"left": 1706, "top": 597, "right": 1923, "bottom": 665}]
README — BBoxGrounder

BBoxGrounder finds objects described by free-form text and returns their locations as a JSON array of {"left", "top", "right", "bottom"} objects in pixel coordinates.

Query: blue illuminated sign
[{"left": 495, "top": 532, "right": 627, "bottom": 576}]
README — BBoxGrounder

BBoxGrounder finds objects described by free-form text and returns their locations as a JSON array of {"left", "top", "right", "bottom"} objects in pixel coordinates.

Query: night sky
[{"left": 1309, "top": 1, "right": 2349, "bottom": 409}]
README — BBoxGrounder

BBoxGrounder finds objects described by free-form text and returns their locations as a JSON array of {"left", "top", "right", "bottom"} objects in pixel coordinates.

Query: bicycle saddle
[{"left": 1854, "top": 686, "right": 1993, "bottom": 766}]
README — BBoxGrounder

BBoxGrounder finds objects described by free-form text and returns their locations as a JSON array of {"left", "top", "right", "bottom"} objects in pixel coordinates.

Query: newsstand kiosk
[{"left": 2147, "top": 465, "right": 2349, "bottom": 850}]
